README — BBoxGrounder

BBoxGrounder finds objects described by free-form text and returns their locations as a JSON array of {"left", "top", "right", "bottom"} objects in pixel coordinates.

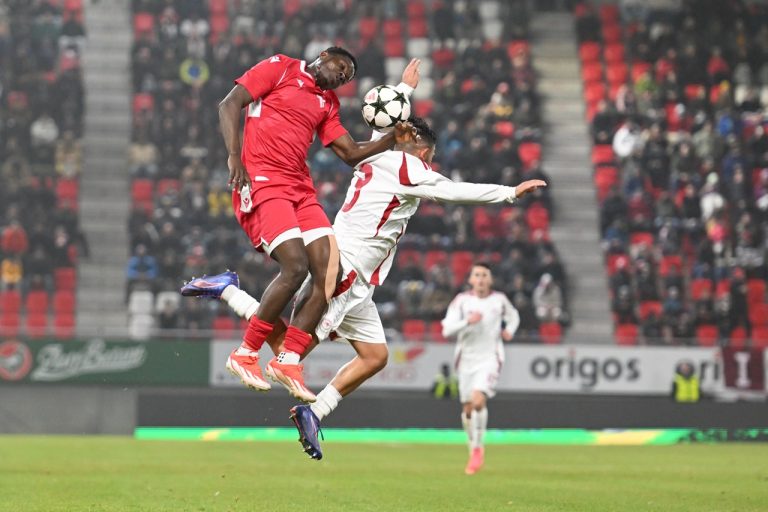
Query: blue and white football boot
[
  {"left": 290, "top": 405, "right": 324, "bottom": 460},
  {"left": 180, "top": 271, "right": 239, "bottom": 298}
]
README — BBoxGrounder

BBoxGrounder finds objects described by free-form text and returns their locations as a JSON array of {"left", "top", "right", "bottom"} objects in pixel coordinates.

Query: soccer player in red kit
[{"left": 210, "top": 47, "right": 419, "bottom": 402}]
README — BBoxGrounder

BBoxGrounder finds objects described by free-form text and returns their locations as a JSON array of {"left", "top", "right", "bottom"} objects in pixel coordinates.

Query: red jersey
[{"left": 235, "top": 54, "right": 348, "bottom": 188}]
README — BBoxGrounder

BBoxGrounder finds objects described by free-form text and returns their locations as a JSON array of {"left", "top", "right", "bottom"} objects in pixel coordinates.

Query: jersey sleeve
[
  {"left": 234, "top": 55, "right": 287, "bottom": 102},
  {"left": 442, "top": 295, "right": 469, "bottom": 338},
  {"left": 317, "top": 94, "right": 349, "bottom": 146}
]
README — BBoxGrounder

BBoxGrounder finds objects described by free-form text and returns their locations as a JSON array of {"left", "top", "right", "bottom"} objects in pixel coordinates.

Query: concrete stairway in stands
[
  {"left": 76, "top": 0, "right": 132, "bottom": 336},
  {"left": 530, "top": 11, "right": 614, "bottom": 342}
]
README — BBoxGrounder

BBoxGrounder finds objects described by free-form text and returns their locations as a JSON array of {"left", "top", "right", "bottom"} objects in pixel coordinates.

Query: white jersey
[
  {"left": 441, "top": 291, "right": 520, "bottom": 368},
  {"left": 333, "top": 151, "right": 517, "bottom": 285}
]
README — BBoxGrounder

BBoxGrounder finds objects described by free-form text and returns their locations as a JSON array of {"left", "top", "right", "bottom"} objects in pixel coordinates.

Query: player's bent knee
[
  {"left": 283, "top": 259, "right": 310, "bottom": 288},
  {"left": 362, "top": 345, "right": 388, "bottom": 374}
]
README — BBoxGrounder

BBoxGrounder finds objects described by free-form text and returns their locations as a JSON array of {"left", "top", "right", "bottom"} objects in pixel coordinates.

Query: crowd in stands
[
  {"left": 0, "top": 0, "right": 87, "bottom": 338},
  {"left": 129, "top": 0, "right": 569, "bottom": 342},
  {"left": 578, "top": 0, "right": 768, "bottom": 346}
]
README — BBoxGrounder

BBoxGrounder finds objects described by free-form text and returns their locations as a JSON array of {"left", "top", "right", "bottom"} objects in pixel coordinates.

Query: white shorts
[
  {"left": 308, "top": 258, "right": 386, "bottom": 344},
  {"left": 457, "top": 362, "right": 500, "bottom": 403}
]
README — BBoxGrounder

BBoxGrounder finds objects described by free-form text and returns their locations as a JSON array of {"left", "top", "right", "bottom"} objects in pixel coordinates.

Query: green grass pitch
[{"left": 1, "top": 436, "right": 767, "bottom": 512}]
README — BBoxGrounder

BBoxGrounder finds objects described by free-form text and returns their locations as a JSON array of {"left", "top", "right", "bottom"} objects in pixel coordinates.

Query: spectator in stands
[
  {"left": 532, "top": 273, "right": 562, "bottom": 324},
  {"left": 126, "top": 243, "right": 158, "bottom": 299}
]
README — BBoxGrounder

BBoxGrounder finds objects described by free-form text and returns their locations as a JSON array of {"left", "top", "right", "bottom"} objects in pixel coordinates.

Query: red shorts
[{"left": 233, "top": 182, "right": 332, "bottom": 254}]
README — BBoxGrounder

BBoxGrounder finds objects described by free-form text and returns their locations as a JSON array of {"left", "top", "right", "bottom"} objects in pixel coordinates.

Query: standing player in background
[
  {"left": 185, "top": 117, "right": 544, "bottom": 459},
  {"left": 442, "top": 263, "right": 520, "bottom": 475},
  {"left": 196, "top": 49, "right": 420, "bottom": 402}
]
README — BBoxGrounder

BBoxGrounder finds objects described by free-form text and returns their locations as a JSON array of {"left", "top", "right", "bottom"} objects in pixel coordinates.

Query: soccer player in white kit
[
  {"left": 191, "top": 117, "right": 545, "bottom": 459},
  {"left": 442, "top": 263, "right": 520, "bottom": 474}
]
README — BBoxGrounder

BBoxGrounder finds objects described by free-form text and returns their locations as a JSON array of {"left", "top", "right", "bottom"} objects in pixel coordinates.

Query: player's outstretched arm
[
  {"left": 329, "top": 122, "right": 414, "bottom": 167},
  {"left": 218, "top": 84, "right": 253, "bottom": 190},
  {"left": 514, "top": 179, "right": 547, "bottom": 198}
]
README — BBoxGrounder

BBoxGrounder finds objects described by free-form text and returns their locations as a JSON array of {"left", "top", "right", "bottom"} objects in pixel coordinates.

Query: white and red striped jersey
[
  {"left": 441, "top": 291, "right": 520, "bottom": 368},
  {"left": 333, "top": 150, "right": 517, "bottom": 285}
]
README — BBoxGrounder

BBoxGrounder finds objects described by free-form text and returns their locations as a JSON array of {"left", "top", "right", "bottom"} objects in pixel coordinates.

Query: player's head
[
  {"left": 313, "top": 47, "right": 357, "bottom": 90},
  {"left": 468, "top": 262, "right": 493, "bottom": 295},
  {"left": 397, "top": 116, "right": 437, "bottom": 163}
]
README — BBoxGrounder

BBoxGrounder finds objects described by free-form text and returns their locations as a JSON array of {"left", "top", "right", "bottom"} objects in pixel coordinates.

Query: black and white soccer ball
[{"left": 361, "top": 85, "right": 411, "bottom": 129}]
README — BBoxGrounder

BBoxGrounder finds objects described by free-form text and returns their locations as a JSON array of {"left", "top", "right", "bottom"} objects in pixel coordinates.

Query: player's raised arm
[{"left": 328, "top": 121, "right": 415, "bottom": 167}]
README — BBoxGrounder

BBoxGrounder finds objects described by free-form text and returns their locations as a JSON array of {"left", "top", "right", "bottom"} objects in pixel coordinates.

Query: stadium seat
[
  {"left": 539, "top": 322, "right": 563, "bottom": 344},
  {"left": 591, "top": 145, "right": 614, "bottom": 165},
  {"left": 129, "top": 314, "right": 154, "bottom": 340},
  {"left": 615, "top": 323, "right": 638, "bottom": 345},
  {"left": 450, "top": 251, "right": 474, "bottom": 287},
  {"left": 383, "top": 19, "right": 402, "bottom": 38},
  {"left": 606, "top": 253, "right": 629, "bottom": 276},
  {"left": 384, "top": 37, "right": 405, "bottom": 57},
  {"left": 747, "top": 279, "right": 766, "bottom": 305},
  {"left": 525, "top": 203, "right": 550, "bottom": 233},
  {"left": 752, "top": 326, "right": 768, "bottom": 348},
  {"left": 209, "top": 14, "right": 229, "bottom": 42},
  {"left": 748, "top": 303, "right": 768, "bottom": 328},
  {"left": 359, "top": 18, "right": 378, "bottom": 42},
  {"left": 133, "top": 13, "right": 155, "bottom": 37},
  {"left": 385, "top": 57, "right": 408, "bottom": 80},
  {"left": 25, "top": 314, "right": 48, "bottom": 338},
  {"left": 518, "top": 142, "right": 542, "bottom": 170},
  {"left": 128, "top": 290, "right": 154, "bottom": 315},
  {"left": 429, "top": 321, "right": 447, "bottom": 343},
  {"left": 689, "top": 278, "right": 713, "bottom": 300},
  {"left": 578, "top": 42, "right": 601, "bottom": 63},
  {"left": 408, "top": 18, "right": 428, "bottom": 38},
  {"left": 695, "top": 324, "right": 719, "bottom": 347},
  {"left": 56, "top": 179, "right": 79, "bottom": 203},
  {"left": 413, "top": 99, "right": 435, "bottom": 118},
  {"left": 396, "top": 249, "right": 422, "bottom": 267},
  {"left": 406, "top": 38, "right": 430, "bottom": 58},
  {"left": 424, "top": 250, "right": 448, "bottom": 271},
  {"left": 629, "top": 232, "right": 654, "bottom": 248},
  {"left": 0, "top": 290, "right": 21, "bottom": 313},
  {"left": 208, "top": 0, "right": 228, "bottom": 15},
  {"left": 55, "top": 267, "right": 76, "bottom": 291},
  {"left": 131, "top": 179, "right": 153, "bottom": 204},
  {"left": 581, "top": 62, "right": 603, "bottom": 83},
  {"left": 0, "top": 312, "right": 19, "bottom": 337},
  {"left": 53, "top": 291, "right": 75, "bottom": 315},
  {"left": 603, "top": 43, "right": 625, "bottom": 64},
  {"left": 605, "top": 63, "right": 628, "bottom": 85},
  {"left": 583, "top": 81, "right": 607, "bottom": 104},
  {"left": 156, "top": 179, "right": 180, "bottom": 196},
  {"left": 601, "top": 24, "right": 621, "bottom": 43},
  {"left": 212, "top": 316, "right": 236, "bottom": 337},
  {"left": 53, "top": 313, "right": 75, "bottom": 339},
  {"left": 506, "top": 40, "right": 530, "bottom": 60},
  {"left": 402, "top": 319, "right": 426, "bottom": 341},
  {"left": 482, "top": 20, "right": 503, "bottom": 41},
  {"left": 630, "top": 62, "right": 652, "bottom": 82},
  {"left": 594, "top": 166, "right": 618, "bottom": 201},
  {"left": 406, "top": 0, "right": 426, "bottom": 19},
  {"left": 599, "top": 4, "right": 619, "bottom": 22},
  {"left": 659, "top": 254, "right": 683, "bottom": 276},
  {"left": 729, "top": 326, "right": 747, "bottom": 348},
  {"left": 715, "top": 279, "right": 731, "bottom": 298},
  {"left": 478, "top": 0, "right": 499, "bottom": 20},
  {"left": 335, "top": 81, "right": 357, "bottom": 98},
  {"left": 638, "top": 301, "right": 662, "bottom": 320},
  {"left": 25, "top": 291, "right": 49, "bottom": 315},
  {"left": 411, "top": 77, "right": 434, "bottom": 100},
  {"left": 64, "top": 0, "right": 84, "bottom": 13},
  {"left": 431, "top": 46, "right": 455, "bottom": 69},
  {"left": 132, "top": 93, "right": 154, "bottom": 113}
]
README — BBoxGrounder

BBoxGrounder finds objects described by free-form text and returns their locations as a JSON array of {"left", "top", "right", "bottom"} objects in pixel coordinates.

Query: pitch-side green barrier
[{"left": 134, "top": 427, "right": 768, "bottom": 445}]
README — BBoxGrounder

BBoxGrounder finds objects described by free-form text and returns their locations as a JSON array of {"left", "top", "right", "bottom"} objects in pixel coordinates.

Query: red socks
[
  {"left": 242, "top": 316, "right": 274, "bottom": 351},
  {"left": 283, "top": 326, "right": 313, "bottom": 355}
]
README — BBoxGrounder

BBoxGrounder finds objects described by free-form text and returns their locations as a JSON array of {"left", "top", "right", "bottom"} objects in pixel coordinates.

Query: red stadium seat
[
  {"left": 639, "top": 301, "right": 662, "bottom": 320},
  {"left": 335, "top": 80, "right": 357, "bottom": 98},
  {"left": 752, "top": 326, "right": 768, "bottom": 348},
  {"left": 525, "top": 203, "right": 550, "bottom": 232},
  {"left": 429, "top": 321, "right": 447, "bottom": 343},
  {"left": 583, "top": 81, "right": 607, "bottom": 104},
  {"left": 606, "top": 253, "right": 630, "bottom": 276},
  {"left": 450, "top": 251, "right": 474, "bottom": 287},
  {"left": 605, "top": 63, "right": 628, "bottom": 85},
  {"left": 581, "top": 62, "right": 603, "bottom": 83},
  {"left": 494, "top": 121, "right": 515, "bottom": 138},
  {"left": 659, "top": 254, "right": 682, "bottom": 276},
  {"left": 729, "top": 326, "right": 747, "bottom": 348},
  {"left": 131, "top": 179, "right": 153, "bottom": 207},
  {"left": 0, "top": 312, "right": 20, "bottom": 337},
  {"left": 594, "top": 166, "right": 618, "bottom": 201},
  {"left": 383, "top": 19, "right": 402, "bottom": 38},
  {"left": 408, "top": 18, "right": 428, "bottom": 38},
  {"left": 591, "top": 145, "right": 614, "bottom": 165},
  {"left": 133, "top": 12, "right": 155, "bottom": 37},
  {"left": 684, "top": 84, "right": 706, "bottom": 101},
  {"left": 630, "top": 232, "right": 654, "bottom": 248},
  {"left": 696, "top": 324, "right": 719, "bottom": 347},
  {"left": 603, "top": 43, "right": 625, "bottom": 64},
  {"left": 396, "top": 248, "right": 422, "bottom": 267},
  {"left": 25, "top": 291, "right": 49, "bottom": 315},
  {"left": 53, "top": 291, "right": 76, "bottom": 315},
  {"left": 212, "top": 316, "right": 236, "bottom": 337},
  {"left": 64, "top": 0, "right": 84, "bottom": 13},
  {"left": 578, "top": 42, "right": 601, "bottom": 63},
  {"left": 539, "top": 322, "right": 563, "bottom": 344},
  {"left": 55, "top": 267, "right": 77, "bottom": 291},
  {"left": 630, "top": 62, "right": 652, "bottom": 82},
  {"left": 402, "top": 320, "right": 426, "bottom": 341},
  {"left": 132, "top": 93, "right": 155, "bottom": 114},
  {"left": 748, "top": 303, "right": 768, "bottom": 328},
  {"left": 431, "top": 47, "right": 455, "bottom": 69},
  {"left": 53, "top": 313, "right": 75, "bottom": 339},
  {"left": 384, "top": 37, "right": 405, "bottom": 57},
  {"left": 209, "top": 14, "right": 229, "bottom": 42},
  {"left": 615, "top": 323, "right": 638, "bottom": 345},
  {"left": 601, "top": 24, "right": 621, "bottom": 43},
  {"left": 56, "top": 179, "right": 79, "bottom": 203},
  {"left": 715, "top": 279, "right": 731, "bottom": 298},
  {"left": 359, "top": 18, "right": 378, "bottom": 42},
  {"left": 407, "top": 1, "right": 426, "bottom": 18},
  {"left": 156, "top": 179, "right": 180, "bottom": 196},
  {"left": 518, "top": 142, "right": 542, "bottom": 170},
  {"left": 689, "top": 278, "right": 713, "bottom": 300},
  {"left": 0, "top": 290, "right": 21, "bottom": 313},
  {"left": 424, "top": 250, "right": 448, "bottom": 271},
  {"left": 208, "top": 0, "right": 228, "bottom": 15},
  {"left": 747, "top": 279, "right": 766, "bottom": 305},
  {"left": 25, "top": 314, "right": 48, "bottom": 338},
  {"left": 413, "top": 99, "right": 435, "bottom": 118}
]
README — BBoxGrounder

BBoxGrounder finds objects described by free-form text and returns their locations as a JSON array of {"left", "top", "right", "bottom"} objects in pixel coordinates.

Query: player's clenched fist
[
  {"left": 393, "top": 121, "right": 417, "bottom": 144},
  {"left": 514, "top": 179, "right": 547, "bottom": 198},
  {"left": 227, "top": 154, "right": 251, "bottom": 191}
]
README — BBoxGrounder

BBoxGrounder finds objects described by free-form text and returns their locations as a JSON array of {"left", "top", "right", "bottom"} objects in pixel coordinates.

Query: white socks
[
  {"left": 277, "top": 351, "right": 300, "bottom": 365},
  {"left": 310, "top": 384, "right": 343, "bottom": 421},
  {"left": 221, "top": 285, "right": 260, "bottom": 320},
  {"left": 463, "top": 408, "right": 488, "bottom": 450}
]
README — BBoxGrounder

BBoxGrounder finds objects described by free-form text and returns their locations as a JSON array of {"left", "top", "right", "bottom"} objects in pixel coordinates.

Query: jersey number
[{"left": 341, "top": 163, "right": 373, "bottom": 212}]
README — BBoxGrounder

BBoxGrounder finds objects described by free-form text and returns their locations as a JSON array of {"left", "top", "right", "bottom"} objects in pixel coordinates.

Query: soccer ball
[{"left": 361, "top": 85, "right": 411, "bottom": 129}]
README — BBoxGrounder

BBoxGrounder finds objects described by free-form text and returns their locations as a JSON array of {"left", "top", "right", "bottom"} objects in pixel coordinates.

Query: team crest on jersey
[{"left": 270, "top": 56, "right": 280, "bottom": 63}]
